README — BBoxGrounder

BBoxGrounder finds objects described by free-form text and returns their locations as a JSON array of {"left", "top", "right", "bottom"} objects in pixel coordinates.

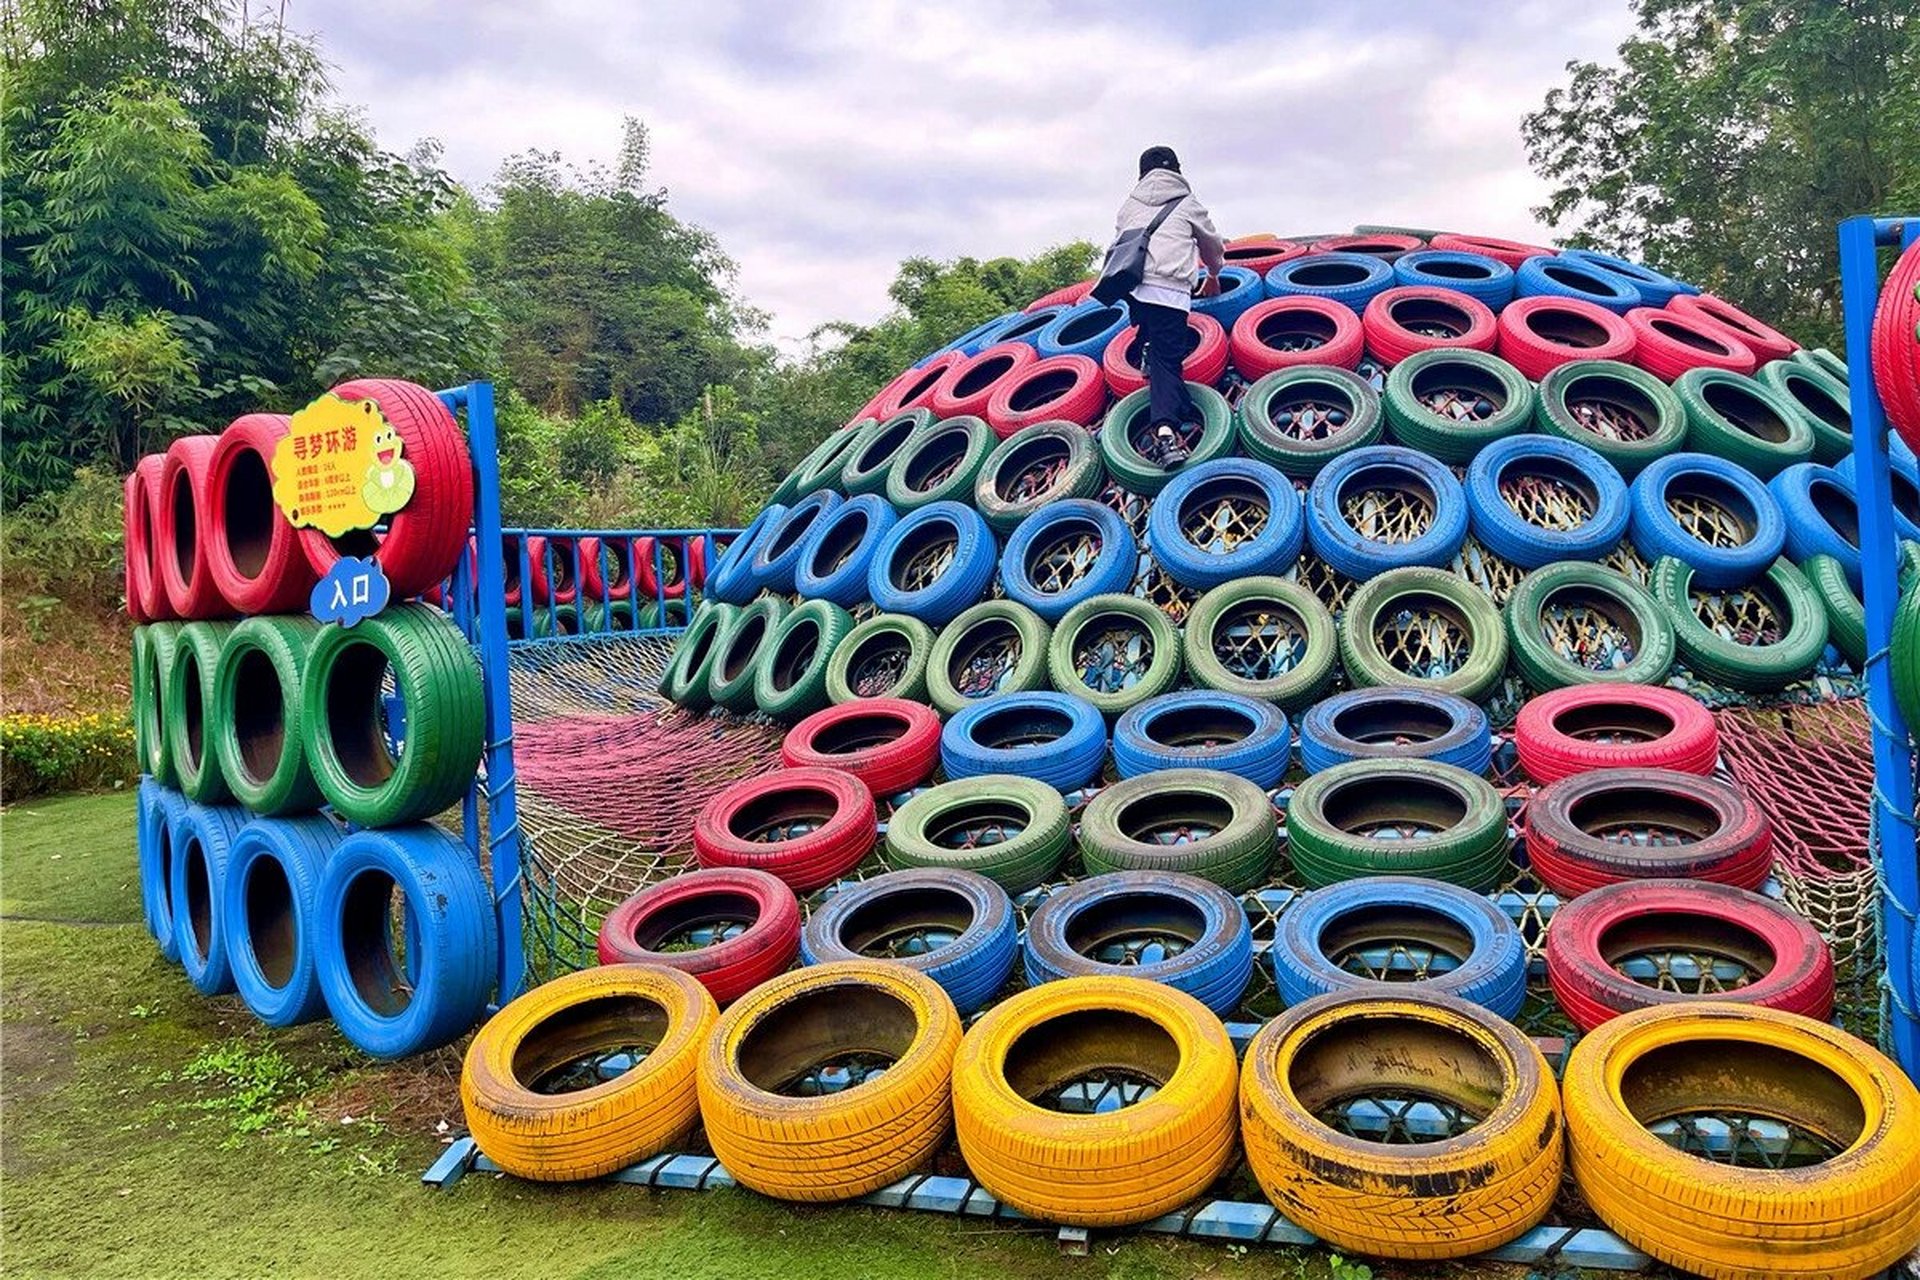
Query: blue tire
[
  {"left": 982, "top": 304, "right": 1070, "bottom": 351},
  {"left": 920, "top": 311, "right": 1019, "bottom": 364},
  {"left": 1558, "top": 248, "right": 1697, "bottom": 307},
  {"left": 224, "top": 815, "right": 346, "bottom": 1027},
  {"left": 706, "top": 503, "right": 786, "bottom": 604},
  {"left": 1465, "top": 434, "right": 1629, "bottom": 567},
  {"left": 138, "top": 779, "right": 187, "bottom": 960},
  {"left": 1835, "top": 444, "right": 1920, "bottom": 543},
  {"left": 1629, "top": 452, "right": 1786, "bottom": 588},
  {"left": 1515, "top": 254, "right": 1642, "bottom": 314},
  {"left": 169, "top": 802, "right": 251, "bottom": 996},
  {"left": 867, "top": 500, "right": 997, "bottom": 626},
  {"left": 1770, "top": 463, "right": 1864, "bottom": 589},
  {"left": 1023, "top": 870, "right": 1255, "bottom": 1017},
  {"left": 800, "top": 868, "right": 1016, "bottom": 1015},
  {"left": 1000, "top": 499, "right": 1136, "bottom": 622},
  {"left": 1193, "top": 265, "right": 1264, "bottom": 331},
  {"left": 793, "top": 493, "right": 899, "bottom": 607},
  {"left": 1265, "top": 252, "right": 1395, "bottom": 312},
  {"left": 1392, "top": 250, "right": 1516, "bottom": 310},
  {"left": 1271, "top": 875, "right": 1526, "bottom": 1019},
  {"left": 1306, "top": 444, "right": 1468, "bottom": 578},
  {"left": 1111, "top": 690, "right": 1291, "bottom": 789},
  {"left": 941, "top": 691, "right": 1107, "bottom": 792},
  {"left": 1298, "top": 688, "right": 1493, "bottom": 776},
  {"left": 314, "top": 824, "right": 497, "bottom": 1059},
  {"left": 748, "top": 490, "right": 843, "bottom": 595},
  {"left": 1035, "top": 300, "right": 1130, "bottom": 361},
  {"left": 1146, "top": 457, "right": 1305, "bottom": 590}
]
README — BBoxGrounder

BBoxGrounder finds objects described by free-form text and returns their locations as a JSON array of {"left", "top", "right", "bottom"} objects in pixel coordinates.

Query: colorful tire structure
[
  {"left": 952, "top": 976, "right": 1239, "bottom": 1227},
  {"left": 697, "top": 962, "right": 961, "bottom": 1202},
  {"left": 1525, "top": 768, "right": 1773, "bottom": 897},
  {"left": 1241, "top": 991, "right": 1562, "bottom": 1260},
  {"left": 596, "top": 868, "right": 801, "bottom": 1004}
]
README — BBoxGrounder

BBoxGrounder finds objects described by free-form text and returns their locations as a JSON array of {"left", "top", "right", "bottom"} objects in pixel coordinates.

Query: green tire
[
  {"left": 1338, "top": 567, "right": 1508, "bottom": 702},
  {"left": 167, "top": 621, "right": 238, "bottom": 804},
  {"left": 1182, "top": 576, "right": 1338, "bottom": 709},
  {"left": 661, "top": 602, "right": 738, "bottom": 708},
  {"left": 793, "top": 424, "right": 871, "bottom": 497},
  {"left": 753, "top": 599, "right": 856, "bottom": 721},
  {"left": 926, "top": 600, "right": 1052, "bottom": 717},
  {"left": 883, "top": 415, "right": 997, "bottom": 511},
  {"left": 1757, "top": 359, "right": 1852, "bottom": 466},
  {"left": 1098, "top": 383, "right": 1234, "bottom": 495},
  {"left": 770, "top": 427, "right": 860, "bottom": 508},
  {"left": 1046, "top": 593, "right": 1183, "bottom": 716},
  {"left": 707, "top": 596, "right": 789, "bottom": 712},
  {"left": 973, "top": 422, "right": 1105, "bottom": 533},
  {"left": 132, "top": 625, "right": 153, "bottom": 776},
  {"left": 1804, "top": 554, "right": 1866, "bottom": 669},
  {"left": 883, "top": 775, "right": 1072, "bottom": 892},
  {"left": 1673, "top": 368, "right": 1816, "bottom": 479},
  {"left": 212, "top": 615, "right": 326, "bottom": 815},
  {"left": 1895, "top": 583, "right": 1920, "bottom": 735},
  {"left": 826, "top": 613, "right": 936, "bottom": 704},
  {"left": 1535, "top": 360, "right": 1687, "bottom": 478},
  {"left": 1077, "top": 768, "right": 1276, "bottom": 892},
  {"left": 1286, "top": 759, "right": 1510, "bottom": 891},
  {"left": 301, "top": 603, "right": 485, "bottom": 827},
  {"left": 841, "top": 409, "right": 935, "bottom": 497},
  {"left": 1793, "top": 347, "right": 1849, "bottom": 384},
  {"left": 1650, "top": 555, "right": 1829, "bottom": 692},
  {"left": 1236, "top": 366, "right": 1384, "bottom": 479},
  {"left": 138, "top": 622, "right": 185, "bottom": 785},
  {"left": 635, "top": 599, "right": 691, "bottom": 629},
  {"left": 1382, "top": 348, "right": 1534, "bottom": 465},
  {"left": 1503, "top": 562, "right": 1675, "bottom": 691}
]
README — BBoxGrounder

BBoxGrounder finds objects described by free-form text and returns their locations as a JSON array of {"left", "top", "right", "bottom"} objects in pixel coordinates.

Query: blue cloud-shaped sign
[{"left": 310, "top": 556, "right": 392, "bottom": 627}]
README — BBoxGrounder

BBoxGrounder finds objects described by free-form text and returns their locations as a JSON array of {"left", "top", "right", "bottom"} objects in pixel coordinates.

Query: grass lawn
[{"left": 2, "top": 790, "right": 1465, "bottom": 1280}]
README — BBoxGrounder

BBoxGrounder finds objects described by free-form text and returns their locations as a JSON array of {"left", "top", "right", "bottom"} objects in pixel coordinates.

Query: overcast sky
[{"left": 292, "top": 0, "right": 1637, "bottom": 353}]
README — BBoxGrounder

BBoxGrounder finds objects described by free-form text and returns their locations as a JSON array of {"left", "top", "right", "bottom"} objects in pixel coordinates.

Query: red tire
[
  {"left": 1525, "top": 768, "right": 1772, "bottom": 899},
  {"left": 595, "top": 867, "right": 801, "bottom": 1004},
  {"left": 1667, "top": 293, "right": 1798, "bottom": 365},
  {"left": 780, "top": 699, "right": 942, "bottom": 796},
  {"left": 526, "top": 535, "right": 580, "bottom": 605},
  {"left": 1230, "top": 296, "right": 1365, "bottom": 380},
  {"left": 984, "top": 354, "right": 1107, "bottom": 438},
  {"left": 577, "top": 536, "right": 635, "bottom": 602},
  {"left": 685, "top": 536, "right": 710, "bottom": 590},
  {"left": 928, "top": 341, "right": 1039, "bottom": 420},
  {"left": 876, "top": 352, "right": 965, "bottom": 419},
  {"left": 204, "top": 413, "right": 317, "bottom": 614},
  {"left": 1361, "top": 286, "right": 1498, "bottom": 365},
  {"left": 1310, "top": 232, "right": 1424, "bottom": 261},
  {"left": 500, "top": 536, "right": 527, "bottom": 608},
  {"left": 1496, "top": 296, "right": 1637, "bottom": 381},
  {"left": 1428, "top": 233, "right": 1554, "bottom": 270},
  {"left": 1626, "top": 307, "right": 1758, "bottom": 380},
  {"left": 1222, "top": 235, "right": 1307, "bottom": 276},
  {"left": 631, "top": 536, "right": 693, "bottom": 600},
  {"left": 1873, "top": 239, "right": 1920, "bottom": 454},
  {"left": 157, "top": 435, "right": 234, "bottom": 619},
  {"left": 296, "top": 378, "right": 474, "bottom": 600},
  {"left": 694, "top": 767, "right": 877, "bottom": 893},
  {"left": 1101, "top": 312, "right": 1228, "bottom": 397},
  {"left": 1545, "top": 878, "right": 1834, "bottom": 1031},
  {"left": 124, "top": 461, "right": 172, "bottom": 622},
  {"left": 1514, "top": 685, "right": 1719, "bottom": 783},
  {"left": 1024, "top": 280, "right": 1094, "bottom": 312}
]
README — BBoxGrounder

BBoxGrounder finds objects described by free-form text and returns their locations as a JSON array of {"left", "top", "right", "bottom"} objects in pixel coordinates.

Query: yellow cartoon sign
[{"left": 271, "top": 393, "right": 415, "bottom": 536}]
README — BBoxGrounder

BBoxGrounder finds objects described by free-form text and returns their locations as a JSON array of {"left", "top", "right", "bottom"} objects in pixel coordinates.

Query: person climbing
[{"left": 1108, "top": 145, "right": 1226, "bottom": 470}]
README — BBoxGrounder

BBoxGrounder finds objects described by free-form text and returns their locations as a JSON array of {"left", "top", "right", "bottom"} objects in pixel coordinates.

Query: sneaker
[{"left": 1151, "top": 423, "right": 1191, "bottom": 470}]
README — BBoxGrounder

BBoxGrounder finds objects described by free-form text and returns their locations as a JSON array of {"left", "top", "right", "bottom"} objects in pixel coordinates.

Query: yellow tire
[
  {"left": 696, "top": 960, "right": 960, "bottom": 1202},
  {"left": 460, "top": 963, "right": 716, "bottom": 1181},
  {"left": 1240, "top": 991, "right": 1562, "bottom": 1260},
  {"left": 952, "top": 975, "right": 1238, "bottom": 1227},
  {"left": 1564, "top": 1001, "right": 1920, "bottom": 1279}
]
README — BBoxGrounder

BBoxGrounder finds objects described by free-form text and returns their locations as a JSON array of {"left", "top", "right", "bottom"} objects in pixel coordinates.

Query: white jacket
[{"left": 1113, "top": 169, "right": 1227, "bottom": 295}]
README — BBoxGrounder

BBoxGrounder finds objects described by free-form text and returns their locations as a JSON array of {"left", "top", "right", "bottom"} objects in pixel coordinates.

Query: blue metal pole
[
  {"left": 1840, "top": 213, "right": 1920, "bottom": 1075},
  {"left": 456, "top": 381, "right": 528, "bottom": 1003}
]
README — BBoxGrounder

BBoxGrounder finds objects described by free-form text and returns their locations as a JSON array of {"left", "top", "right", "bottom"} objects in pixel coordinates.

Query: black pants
[{"left": 1125, "top": 296, "right": 1196, "bottom": 429}]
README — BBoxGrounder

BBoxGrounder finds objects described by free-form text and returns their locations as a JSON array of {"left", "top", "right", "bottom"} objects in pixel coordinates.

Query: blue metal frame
[{"left": 1838, "top": 215, "right": 1920, "bottom": 1077}]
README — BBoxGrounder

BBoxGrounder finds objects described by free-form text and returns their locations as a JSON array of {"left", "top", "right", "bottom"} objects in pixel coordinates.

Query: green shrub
[
  {"left": 0, "top": 467, "right": 127, "bottom": 611},
  {"left": 1, "top": 712, "right": 137, "bottom": 800}
]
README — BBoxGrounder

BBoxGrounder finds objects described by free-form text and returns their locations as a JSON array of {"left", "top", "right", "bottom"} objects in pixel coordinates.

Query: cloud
[{"left": 291, "top": 0, "right": 1637, "bottom": 353}]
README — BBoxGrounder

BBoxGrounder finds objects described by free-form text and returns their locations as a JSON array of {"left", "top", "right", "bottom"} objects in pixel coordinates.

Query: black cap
[{"left": 1139, "top": 146, "right": 1180, "bottom": 177}]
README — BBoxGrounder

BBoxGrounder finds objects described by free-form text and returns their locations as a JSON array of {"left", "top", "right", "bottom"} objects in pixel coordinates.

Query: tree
[{"left": 1523, "top": 0, "right": 1919, "bottom": 351}]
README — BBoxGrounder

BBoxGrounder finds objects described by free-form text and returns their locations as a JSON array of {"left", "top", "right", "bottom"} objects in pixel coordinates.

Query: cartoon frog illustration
[{"left": 361, "top": 407, "right": 415, "bottom": 515}]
